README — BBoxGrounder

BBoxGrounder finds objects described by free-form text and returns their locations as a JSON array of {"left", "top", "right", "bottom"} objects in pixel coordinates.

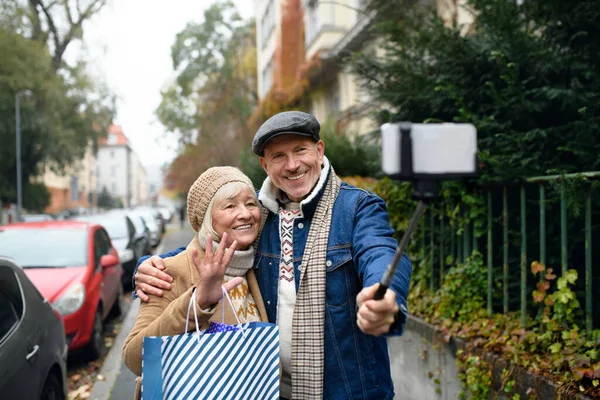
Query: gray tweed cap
[{"left": 252, "top": 111, "right": 320, "bottom": 156}]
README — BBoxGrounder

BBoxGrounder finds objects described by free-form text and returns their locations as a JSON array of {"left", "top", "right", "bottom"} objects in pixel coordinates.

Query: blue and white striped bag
[{"left": 142, "top": 287, "right": 280, "bottom": 400}]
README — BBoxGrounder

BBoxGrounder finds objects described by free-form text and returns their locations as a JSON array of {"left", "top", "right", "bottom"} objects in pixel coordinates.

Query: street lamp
[{"left": 15, "top": 90, "right": 32, "bottom": 221}]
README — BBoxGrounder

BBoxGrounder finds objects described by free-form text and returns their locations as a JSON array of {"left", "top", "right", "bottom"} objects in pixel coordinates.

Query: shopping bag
[{"left": 142, "top": 286, "right": 280, "bottom": 400}]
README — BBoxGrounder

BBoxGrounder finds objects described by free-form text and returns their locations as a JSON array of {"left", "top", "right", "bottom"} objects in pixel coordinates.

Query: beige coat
[{"left": 122, "top": 237, "right": 268, "bottom": 399}]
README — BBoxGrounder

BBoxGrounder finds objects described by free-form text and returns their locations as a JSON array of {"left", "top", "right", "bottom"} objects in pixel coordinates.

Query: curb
[
  {"left": 89, "top": 241, "right": 165, "bottom": 400},
  {"left": 88, "top": 298, "right": 139, "bottom": 400}
]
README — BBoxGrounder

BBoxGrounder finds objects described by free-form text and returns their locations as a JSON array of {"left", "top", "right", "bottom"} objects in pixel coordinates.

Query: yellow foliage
[{"left": 341, "top": 176, "right": 379, "bottom": 192}]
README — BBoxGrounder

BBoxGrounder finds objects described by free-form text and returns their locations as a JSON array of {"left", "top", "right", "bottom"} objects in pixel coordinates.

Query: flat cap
[{"left": 252, "top": 111, "right": 320, "bottom": 156}]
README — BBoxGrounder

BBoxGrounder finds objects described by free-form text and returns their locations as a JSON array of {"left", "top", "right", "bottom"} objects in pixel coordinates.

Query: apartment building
[
  {"left": 97, "top": 125, "right": 148, "bottom": 208},
  {"left": 255, "top": 0, "right": 472, "bottom": 137},
  {"left": 41, "top": 142, "right": 97, "bottom": 213}
]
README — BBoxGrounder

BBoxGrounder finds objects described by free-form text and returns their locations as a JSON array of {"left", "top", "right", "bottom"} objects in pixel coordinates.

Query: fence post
[
  {"left": 561, "top": 182, "right": 568, "bottom": 275},
  {"left": 450, "top": 216, "right": 455, "bottom": 267},
  {"left": 439, "top": 204, "right": 445, "bottom": 287},
  {"left": 539, "top": 184, "right": 546, "bottom": 282},
  {"left": 487, "top": 190, "right": 493, "bottom": 317},
  {"left": 463, "top": 210, "right": 471, "bottom": 259},
  {"left": 585, "top": 184, "right": 592, "bottom": 337},
  {"left": 421, "top": 215, "right": 426, "bottom": 267},
  {"left": 430, "top": 209, "right": 435, "bottom": 293},
  {"left": 503, "top": 186, "right": 509, "bottom": 314},
  {"left": 521, "top": 185, "right": 527, "bottom": 327}
]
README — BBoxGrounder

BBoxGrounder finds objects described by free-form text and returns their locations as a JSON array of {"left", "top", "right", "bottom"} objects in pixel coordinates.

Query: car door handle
[{"left": 26, "top": 345, "right": 39, "bottom": 361}]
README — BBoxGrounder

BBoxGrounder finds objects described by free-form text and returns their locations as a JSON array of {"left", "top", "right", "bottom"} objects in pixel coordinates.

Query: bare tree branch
[
  {"left": 62, "top": 0, "right": 73, "bottom": 24},
  {"left": 27, "top": 0, "right": 43, "bottom": 40},
  {"left": 37, "top": 0, "right": 61, "bottom": 64},
  {"left": 30, "top": 0, "right": 107, "bottom": 71}
]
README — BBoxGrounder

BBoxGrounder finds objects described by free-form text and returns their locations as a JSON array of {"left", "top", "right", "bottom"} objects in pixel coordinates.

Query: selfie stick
[
  {"left": 373, "top": 123, "right": 437, "bottom": 301},
  {"left": 373, "top": 200, "right": 427, "bottom": 300}
]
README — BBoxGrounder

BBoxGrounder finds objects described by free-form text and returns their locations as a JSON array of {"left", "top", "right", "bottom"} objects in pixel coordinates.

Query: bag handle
[{"left": 184, "top": 285, "right": 248, "bottom": 338}]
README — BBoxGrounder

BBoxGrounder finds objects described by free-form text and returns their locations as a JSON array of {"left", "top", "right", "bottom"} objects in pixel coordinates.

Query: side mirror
[{"left": 100, "top": 254, "right": 119, "bottom": 268}]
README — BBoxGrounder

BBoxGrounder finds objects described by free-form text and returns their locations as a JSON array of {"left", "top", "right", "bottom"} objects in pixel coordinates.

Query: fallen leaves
[{"left": 67, "top": 293, "right": 128, "bottom": 400}]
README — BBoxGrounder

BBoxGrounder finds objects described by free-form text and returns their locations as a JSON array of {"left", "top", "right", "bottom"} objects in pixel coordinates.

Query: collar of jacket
[{"left": 258, "top": 156, "right": 332, "bottom": 218}]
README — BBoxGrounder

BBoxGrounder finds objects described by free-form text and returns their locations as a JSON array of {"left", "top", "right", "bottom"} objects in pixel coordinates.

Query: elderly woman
[{"left": 122, "top": 166, "right": 268, "bottom": 399}]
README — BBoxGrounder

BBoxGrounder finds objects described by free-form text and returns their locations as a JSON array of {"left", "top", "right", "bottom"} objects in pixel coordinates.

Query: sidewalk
[{"left": 90, "top": 222, "right": 195, "bottom": 400}]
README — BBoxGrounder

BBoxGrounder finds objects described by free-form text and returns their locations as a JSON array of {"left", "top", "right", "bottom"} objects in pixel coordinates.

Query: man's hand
[
  {"left": 135, "top": 256, "right": 174, "bottom": 302},
  {"left": 356, "top": 284, "right": 399, "bottom": 336}
]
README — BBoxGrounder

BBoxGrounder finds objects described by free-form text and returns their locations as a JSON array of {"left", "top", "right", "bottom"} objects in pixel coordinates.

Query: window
[
  {"left": 110, "top": 150, "right": 114, "bottom": 158},
  {"left": 126, "top": 217, "right": 136, "bottom": 240},
  {"left": 111, "top": 182, "right": 117, "bottom": 193},
  {"left": 111, "top": 166, "right": 117, "bottom": 177},
  {"left": 326, "top": 81, "right": 340, "bottom": 114},
  {"left": 107, "top": 133, "right": 118, "bottom": 145},
  {"left": 260, "top": 0, "right": 276, "bottom": 49},
  {"left": 94, "top": 229, "right": 111, "bottom": 266},
  {"left": 305, "top": 0, "right": 320, "bottom": 45},
  {"left": 0, "top": 229, "right": 88, "bottom": 267},
  {"left": 261, "top": 60, "right": 273, "bottom": 98},
  {"left": 0, "top": 266, "right": 23, "bottom": 343},
  {"left": 70, "top": 176, "right": 79, "bottom": 201}
]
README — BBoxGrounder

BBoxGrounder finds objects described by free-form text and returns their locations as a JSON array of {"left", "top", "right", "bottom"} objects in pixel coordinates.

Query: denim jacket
[{"left": 134, "top": 161, "right": 412, "bottom": 399}]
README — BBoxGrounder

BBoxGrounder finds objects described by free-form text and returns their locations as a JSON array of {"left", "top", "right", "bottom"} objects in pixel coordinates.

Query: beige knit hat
[{"left": 187, "top": 166, "right": 255, "bottom": 232}]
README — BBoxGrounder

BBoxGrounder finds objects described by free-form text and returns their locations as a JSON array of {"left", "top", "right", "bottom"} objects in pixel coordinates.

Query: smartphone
[{"left": 381, "top": 123, "right": 477, "bottom": 180}]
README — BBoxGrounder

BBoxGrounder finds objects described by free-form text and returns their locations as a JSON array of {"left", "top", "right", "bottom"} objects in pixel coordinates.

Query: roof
[{"left": 98, "top": 124, "right": 130, "bottom": 147}]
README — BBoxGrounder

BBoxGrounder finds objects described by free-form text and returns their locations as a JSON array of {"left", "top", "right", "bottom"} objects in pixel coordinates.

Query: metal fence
[{"left": 419, "top": 171, "right": 599, "bottom": 336}]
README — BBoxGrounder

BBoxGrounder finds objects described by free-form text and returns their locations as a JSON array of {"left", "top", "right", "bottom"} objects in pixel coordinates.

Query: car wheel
[
  {"left": 86, "top": 309, "right": 105, "bottom": 360},
  {"left": 40, "top": 371, "right": 63, "bottom": 400}
]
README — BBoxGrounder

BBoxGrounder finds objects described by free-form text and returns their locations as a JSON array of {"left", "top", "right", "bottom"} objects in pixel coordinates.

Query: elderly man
[{"left": 132, "top": 111, "right": 412, "bottom": 399}]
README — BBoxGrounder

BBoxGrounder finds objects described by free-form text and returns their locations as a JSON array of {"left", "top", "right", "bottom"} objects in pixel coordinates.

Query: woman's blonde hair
[{"left": 198, "top": 181, "right": 258, "bottom": 242}]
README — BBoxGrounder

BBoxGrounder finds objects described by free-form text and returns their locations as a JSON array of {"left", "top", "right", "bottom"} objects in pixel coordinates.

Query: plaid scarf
[{"left": 292, "top": 168, "right": 341, "bottom": 399}]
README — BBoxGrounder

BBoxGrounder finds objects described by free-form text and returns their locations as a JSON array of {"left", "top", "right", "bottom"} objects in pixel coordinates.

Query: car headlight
[
  {"left": 118, "top": 249, "right": 134, "bottom": 263},
  {"left": 52, "top": 283, "right": 85, "bottom": 316}
]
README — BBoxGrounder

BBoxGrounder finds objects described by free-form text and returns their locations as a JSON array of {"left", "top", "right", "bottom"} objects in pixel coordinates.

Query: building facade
[
  {"left": 41, "top": 142, "right": 97, "bottom": 214},
  {"left": 255, "top": 0, "right": 472, "bottom": 137},
  {"left": 97, "top": 125, "right": 148, "bottom": 208}
]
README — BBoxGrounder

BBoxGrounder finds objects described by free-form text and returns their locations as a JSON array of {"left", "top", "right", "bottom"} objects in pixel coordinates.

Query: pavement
[{"left": 89, "top": 222, "right": 195, "bottom": 400}]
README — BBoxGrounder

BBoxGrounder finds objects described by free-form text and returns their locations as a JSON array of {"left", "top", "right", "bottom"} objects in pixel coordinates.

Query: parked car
[
  {"left": 129, "top": 209, "right": 161, "bottom": 247},
  {"left": 156, "top": 206, "right": 173, "bottom": 224},
  {"left": 123, "top": 212, "right": 152, "bottom": 255},
  {"left": 136, "top": 206, "right": 165, "bottom": 235},
  {"left": 20, "top": 214, "right": 54, "bottom": 222},
  {"left": 0, "top": 221, "right": 123, "bottom": 359},
  {"left": 76, "top": 213, "right": 146, "bottom": 290},
  {"left": 0, "top": 256, "right": 68, "bottom": 400}
]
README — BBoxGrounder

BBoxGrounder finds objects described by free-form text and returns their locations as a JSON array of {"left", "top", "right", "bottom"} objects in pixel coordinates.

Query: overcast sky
[{"left": 74, "top": 0, "right": 255, "bottom": 177}]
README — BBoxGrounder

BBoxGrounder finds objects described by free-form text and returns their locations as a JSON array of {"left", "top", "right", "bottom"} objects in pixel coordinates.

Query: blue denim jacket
[{"left": 134, "top": 167, "right": 412, "bottom": 399}]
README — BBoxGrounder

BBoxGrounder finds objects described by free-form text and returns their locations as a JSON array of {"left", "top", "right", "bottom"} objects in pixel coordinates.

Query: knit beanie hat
[{"left": 187, "top": 166, "right": 255, "bottom": 232}]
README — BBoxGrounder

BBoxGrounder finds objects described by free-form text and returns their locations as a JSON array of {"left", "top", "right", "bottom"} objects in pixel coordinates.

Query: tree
[
  {"left": 353, "top": 0, "right": 600, "bottom": 183},
  {"left": 0, "top": 1, "right": 115, "bottom": 206},
  {"left": 157, "top": 0, "right": 258, "bottom": 195},
  {"left": 97, "top": 187, "right": 115, "bottom": 209}
]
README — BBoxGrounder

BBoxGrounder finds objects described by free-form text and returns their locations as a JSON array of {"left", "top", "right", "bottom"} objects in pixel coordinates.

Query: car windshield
[
  {"left": 128, "top": 216, "right": 146, "bottom": 232},
  {"left": 132, "top": 212, "right": 157, "bottom": 229},
  {"left": 80, "top": 216, "right": 128, "bottom": 240},
  {"left": 0, "top": 228, "right": 87, "bottom": 268}
]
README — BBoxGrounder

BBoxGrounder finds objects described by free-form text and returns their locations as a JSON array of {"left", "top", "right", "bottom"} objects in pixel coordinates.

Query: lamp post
[{"left": 15, "top": 90, "right": 32, "bottom": 221}]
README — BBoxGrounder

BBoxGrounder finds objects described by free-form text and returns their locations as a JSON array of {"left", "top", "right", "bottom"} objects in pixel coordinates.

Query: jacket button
[
  {"left": 298, "top": 223, "right": 304, "bottom": 229},
  {"left": 326, "top": 260, "right": 332, "bottom": 267},
  {"left": 267, "top": 301, "right": 271, "bottom": 306}
]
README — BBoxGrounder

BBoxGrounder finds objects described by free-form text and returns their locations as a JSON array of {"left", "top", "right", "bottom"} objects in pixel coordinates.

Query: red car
[{"left": 0, "top": 221, "right": 123, "bottom": 359}]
